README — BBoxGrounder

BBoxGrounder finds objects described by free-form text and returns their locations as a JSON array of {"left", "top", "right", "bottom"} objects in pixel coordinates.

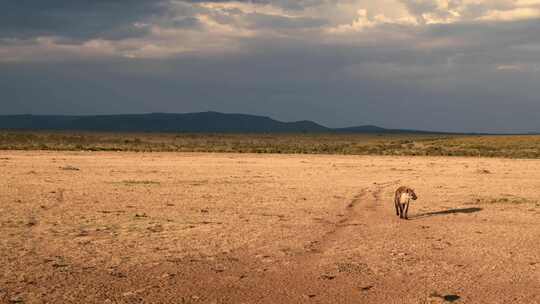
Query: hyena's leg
[
  {"left": 404, "top": 201, "right": 410, "bottom": 220},
  {"left": 395, "top": 197, "right": 400, "bottom": 216},
  {"left": 398, "top": 203, "right": 404, "bottom": 218}
]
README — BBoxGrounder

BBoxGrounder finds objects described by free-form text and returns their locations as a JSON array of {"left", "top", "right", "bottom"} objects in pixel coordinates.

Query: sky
[{"left": 1, "top": 0, "right": 539, "bottom": 133}]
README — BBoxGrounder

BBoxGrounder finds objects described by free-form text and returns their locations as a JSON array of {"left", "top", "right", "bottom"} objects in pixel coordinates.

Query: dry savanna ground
[{"left": 1, "top": 151, "right": 539, "bottom": 303}]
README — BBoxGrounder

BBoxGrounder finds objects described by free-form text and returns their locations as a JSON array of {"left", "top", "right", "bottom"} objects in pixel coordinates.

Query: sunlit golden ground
[{"left": 1, "top": 151, "right": 539, "bottom": 303}]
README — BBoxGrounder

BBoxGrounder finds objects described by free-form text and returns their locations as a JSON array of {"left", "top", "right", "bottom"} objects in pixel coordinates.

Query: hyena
[{"left": 394, "top": 186, "right": 418, "bottom": 220}]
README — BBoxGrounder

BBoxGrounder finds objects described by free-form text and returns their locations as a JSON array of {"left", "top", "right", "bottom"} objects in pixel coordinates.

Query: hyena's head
[{"left": 408, "top": 188, "right": 418, "bottom": 200}]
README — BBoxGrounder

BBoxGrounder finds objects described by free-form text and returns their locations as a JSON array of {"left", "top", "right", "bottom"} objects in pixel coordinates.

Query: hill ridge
[{"left": 0, "top": 112, "right": 451, "bottom": 134}]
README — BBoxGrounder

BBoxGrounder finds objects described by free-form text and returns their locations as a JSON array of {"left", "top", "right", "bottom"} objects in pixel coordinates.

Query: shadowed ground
[{"left": 411, "top": 207, "right": 483, "bottom": 219}]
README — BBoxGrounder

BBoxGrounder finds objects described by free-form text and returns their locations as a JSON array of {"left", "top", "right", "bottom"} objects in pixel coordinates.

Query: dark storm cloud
[
  {"left": 0, "top": 0, "right": 168, "bottom": 40},
  {"left": 0, "top": 0, "right": 325, "bottom": 42}
]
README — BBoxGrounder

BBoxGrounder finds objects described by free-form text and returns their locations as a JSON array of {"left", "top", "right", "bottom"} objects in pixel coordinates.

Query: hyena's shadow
[{"left": 409, "top": 207, "right": 483, "bottom": 220}]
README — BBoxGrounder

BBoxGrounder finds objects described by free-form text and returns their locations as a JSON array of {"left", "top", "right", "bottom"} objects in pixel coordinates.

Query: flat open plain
[{"left": 1, "top": 151, "right": 539, "bottom": 303}]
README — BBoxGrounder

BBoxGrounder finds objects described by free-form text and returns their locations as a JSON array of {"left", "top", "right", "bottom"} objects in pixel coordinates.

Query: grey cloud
[
  {"left": 181, "top": 0, "right": 324, "bottom": 11},
  {"left": 398, "top": 0, "right": 441, "bottom": 23},
  {"left": 243, "top": 13, "right": 327, "bottom": 29},
  {"left": 424, "top": 19, "right": 540, "bottom": 63},
  {"left": 0, "top": 0, "right": 169, "bottom": 40},
  {"left": 400, "top": 0, "right": 439, "bottom": 15},
  {"left": 170, "top": 1, "right": 329, "bottom": 34}
]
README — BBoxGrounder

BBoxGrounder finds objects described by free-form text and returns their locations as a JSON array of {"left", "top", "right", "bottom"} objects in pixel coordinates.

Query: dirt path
[{"left": 167, "top": 181, "right": 468, "bottom": 303}]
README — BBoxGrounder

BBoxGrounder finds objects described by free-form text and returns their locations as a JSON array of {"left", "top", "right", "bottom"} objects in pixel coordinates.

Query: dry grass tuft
[{"left": 468, "top": 195, "right": 538, "bottom": 206}]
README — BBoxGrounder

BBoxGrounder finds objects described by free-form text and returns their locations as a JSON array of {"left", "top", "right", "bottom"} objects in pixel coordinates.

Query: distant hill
[
  {"left": 335, "top": 125, "right": 449, "bottom": 134},
  {"left": 0, "top": 112, "right": 448, "bottom": 134}
]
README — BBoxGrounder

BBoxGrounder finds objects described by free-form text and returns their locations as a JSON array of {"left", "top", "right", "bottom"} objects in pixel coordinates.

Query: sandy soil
[{"left": 1, "top": 151, "right": 539, "bottom": 303}]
